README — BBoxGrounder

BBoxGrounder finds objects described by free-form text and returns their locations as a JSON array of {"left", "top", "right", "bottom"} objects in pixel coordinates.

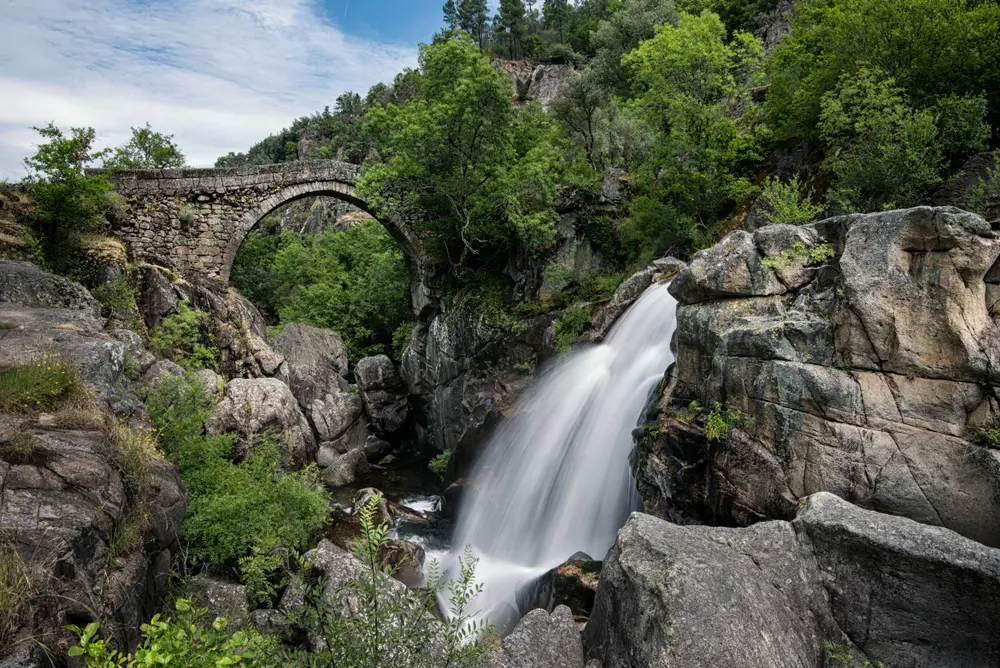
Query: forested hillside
[{"left": 221, "top": 0, "right": 1000, "bottom": 361}]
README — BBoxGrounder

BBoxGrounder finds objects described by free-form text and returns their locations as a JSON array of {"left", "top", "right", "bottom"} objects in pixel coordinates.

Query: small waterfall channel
[{"left": 446, "top": 282, "right": 679, "bottom": 625}]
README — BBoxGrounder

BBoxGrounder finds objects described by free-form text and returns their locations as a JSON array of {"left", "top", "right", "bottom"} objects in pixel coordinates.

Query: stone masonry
[{"left": 107, "top": 160, "right": 423, "bottom": 283}]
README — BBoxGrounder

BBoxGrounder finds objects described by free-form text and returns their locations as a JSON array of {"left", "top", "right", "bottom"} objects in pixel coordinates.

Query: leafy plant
[
  {"left": 149, "top": 301, "right": 219, "bottom": 372},
  {"left": 966, "top": 158, "right": 1000, "bottom": 219},
  {"left": 759, "top": 176, "right": 825, "bottom": 226},
  {"left": 279, "top": 496, "right": 494, "bottom": 667},
  {"left": 553, "top": 305, "right": 590, "bottom": 354},
  {"left": 21, "top": 124, "right": 114, "bottom": 236},
  {"left": 823, "top": 641, "right": 889, "bottom": 668},
  {"left": 146, "top": 374, "right": 215, "bottom": 453},
  {"left": 68, "top": 599, "right": 271, "bottom": 667},
  {"left": 238, "top": 539, "right": 288, "bottom": 609},
  {"left": 92, "top": 277, "right": 147, "bottom": 337},
  {"left": 428, "top": 450, "right": 451, "bottom": 480},
  {"left": 103, "top": 123, "right": 186, "bottom": 170},
  {"left": 704, "top": 402, "right": 753, "bottom": 440}
]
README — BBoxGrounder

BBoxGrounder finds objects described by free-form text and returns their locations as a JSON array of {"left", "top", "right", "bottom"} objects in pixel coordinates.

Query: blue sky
[{"left": 0, "top": 0, "right": 457, "bottom": 177}]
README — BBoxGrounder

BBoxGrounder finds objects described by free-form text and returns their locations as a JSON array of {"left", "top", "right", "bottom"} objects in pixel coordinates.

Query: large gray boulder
[
  {"left": 205, "top": 378, "right": 315, "bottom": 465},
  {"left": 311, "top": 390, "right": 367, "bottom": 447},
  {"left": 584, "top": 493, "right": 1000, "bottom": 668},
  {"left": 487, "top": 605, "right": 585, "bottom": 668},
  {"left": 647, "top": 207, "right": 1000, "bottom": 546},
  {"left": 355, "top": 355, "right": 410, "bottom": 435},
  {"left": 0, "top": 260, "right": 102, "bottom": 317},
  {"left": 272, "top": 322, "right": 350, "bottom": 410},
  {"left": 322, "top": 448, "right": 370, "bottom": 488}
]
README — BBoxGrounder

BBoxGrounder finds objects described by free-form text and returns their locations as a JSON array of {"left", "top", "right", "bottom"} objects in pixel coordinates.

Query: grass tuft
[
  {"left": 0, "top": 356, "right": 84, "bottom": 414},
  {"left": 0, "top": 433, "right": 50, "bottom": 466},
  {"left": 0, "top": 544, "right": 38, "bottom": 656}
]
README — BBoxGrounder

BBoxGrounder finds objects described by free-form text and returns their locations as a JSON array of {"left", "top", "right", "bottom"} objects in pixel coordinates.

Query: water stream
[{"left": 446, "top": 282, "right": 679, "bottom": 625}]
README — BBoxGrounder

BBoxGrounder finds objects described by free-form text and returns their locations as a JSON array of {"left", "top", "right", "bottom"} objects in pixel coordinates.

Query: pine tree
[
  {"left": 442, "top": 0, "right": 459, "bottom": 30},
  {"left": 496, "top": 0, "right": 528, "bottom": 59},
  {"left": 458, "top": 0, "right": 489, "bottom": 50},
  {"left": 542, "top": 0, "right": 570, "bottom": 43}
]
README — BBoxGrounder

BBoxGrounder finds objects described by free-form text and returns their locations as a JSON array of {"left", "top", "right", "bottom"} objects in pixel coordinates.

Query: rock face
[
  {"left": 322, "top": 448, "right": 370, "bottom": 488},
  {"left": 135, "top": 265, "right": 283, "bottom": 379},
  {"left": 499, "top": 60, "right": 573, "bottom": 111},
  {"left": 0, "top": 260, "right": 102, "bottom": 317},
  {"left": 272, "top": 322, "right": 350, "bottom": 409},
  {"left": 584, "top": 493, "right": 1000, "bottom": 668},
  {"left": 488, "top": 605, "right": 585, "bottom": 668},
  {"left": 355, "top": 355, "right": 410, "bottom": 436},
  {"left": 402, "top": 308, "right": 555, "bottom": 469},
  {"left": 644, "top": 207, "right": 1000, "bottom": 547},
  {"left": 205, "top": 378, "right": 315, "bottom": 465},
  {"left": 932, "top": 151, "right": 1000, "bottom": 220},
  {"left": 0, "top": 261, "right": 186, "bottom": 659}
]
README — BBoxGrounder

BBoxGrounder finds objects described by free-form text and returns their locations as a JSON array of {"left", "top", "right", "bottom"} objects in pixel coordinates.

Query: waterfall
[{"left": 447, "top": 282, "right": 678, "bottom": 625}]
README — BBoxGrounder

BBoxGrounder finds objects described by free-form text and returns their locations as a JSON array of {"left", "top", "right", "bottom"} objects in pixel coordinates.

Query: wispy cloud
[{"left": 0, "top": 0, "right": 419, "bottom": 177}]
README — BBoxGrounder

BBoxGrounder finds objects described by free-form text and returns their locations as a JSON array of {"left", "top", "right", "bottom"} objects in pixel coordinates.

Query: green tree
[
  {"left": 458, "top": 0, "right": 490, "bottom": 48},
  {"left": 359, "top": 36, "right": 564, "bottom": 278},
  {"left": 589, "top": 0, "right": 680, "bottom": 96},
  {"left": 542, "top": 0, "right": 571, "bottom": 42},
  {"left": 496, "top": 0, "right": 529, "bottom": 59},
  {"left": 765, "top": 0, "right": 1000, "bottom": 142},
  {"left": 817, "top": 68, "right": 947, "bottom": 212},
  {"left": 623, "top": 10, "right": 764, "bottom": 243},
  {"left": 551, "top": 69, "right": 610, "bottom": 167},
  {"left": 104, "top": 123, "right": 186, "bottom": 169},
  {"left": 443, "top": 0, "right": 460, "bottom": 29},
  {"left": 21, "top": 124, "right": 114, "bottom": 236}
]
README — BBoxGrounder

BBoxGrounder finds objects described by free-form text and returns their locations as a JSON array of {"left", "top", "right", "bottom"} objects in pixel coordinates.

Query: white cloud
[{"left": 0, "top": 0, "right": 419, "bottom": 178}]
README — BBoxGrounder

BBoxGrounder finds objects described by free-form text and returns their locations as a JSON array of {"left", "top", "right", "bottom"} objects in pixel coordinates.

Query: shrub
[
  {"left": 177, "top": 435, "right": 330, "bottom": 567},
  {"left": 428, "top": 450, "right": 451, "bottom": 480},
  {"left": 966, "top": 157, "right": 1000, "bottom": 220},
  {"left": 92, "top": 277, "right": 146, "bottom": 336},
  {"left": 759, "top": 176, "right": 825, "bottom": 226},
  {"left": 278, "top": 496, "right": 494, "bottom": 667},
  {"left": 0, "top": 544, "right": 38, "bottom": 657},
  {"left": 823, "top": 641, "right": 889, "bottom": 668},
  {"left": 553, "top": 305, "right": 591, "bottom": 354},
  {"left": 21, "top": 124, "right": 114, "bottom": 236},
  {"left": 0, "top": 356, "right": 83, "bottom": 413},
  {"left": 149, "top": 301, "right": 219, "bottom": 372},
  {"left": 761, "top": 240, "right": 835, "bottom": 271},
  {"left": 147, "top": 374, "right": 215, "bottom": 453},
  {"left": 238, "top": 538, "right": 288, "bottom": 609},
  {"left": 68, "top": 599, "right": 271, "bottom": 667}
]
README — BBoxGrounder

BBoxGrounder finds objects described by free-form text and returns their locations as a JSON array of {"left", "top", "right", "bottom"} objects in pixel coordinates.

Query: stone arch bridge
[{"left": 108, "top": 160, "right": 426, "bottom": 288}]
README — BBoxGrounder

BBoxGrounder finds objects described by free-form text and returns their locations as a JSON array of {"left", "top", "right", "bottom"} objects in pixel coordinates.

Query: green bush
[
  {"left": 92, "top": 277, "right": 146, "bottom": 337},
  {"left": 761, "top": 239, "right": 836, "bottom": 271},
  {"left": 759, "top": 175, "right": 825, "bottom": 226},
  {"left": 0, "top": 356, "right": 83, "bottom": 413},
  {"left": 278, "top": 497, "right": 494, "bottom": 668},
  {"left": 553, "top": 305, "right": 591, "bottom": 354},
  {"left": 69, "top": 599, "right": 271, "bottom": 667},
  {"left": 177, "top": 434, "right": 331, "bottom": 567},
  {"left": 21, "top": 124, "right": 115, "bottom": 237},
  {"left": 149, "top": 301, "right": 219, "bottom": 372},
  {"left": 428, "top": 450, "right": 451, "bottom": 480},
  {"left": 147, "top": 377, "right": 331, "bottom": 569},
  {"left": 704, "top": 402, "right": 753, "bottom": 440},
  {"left": 823, "top": 641, "right": 889, "bottom": 668}
]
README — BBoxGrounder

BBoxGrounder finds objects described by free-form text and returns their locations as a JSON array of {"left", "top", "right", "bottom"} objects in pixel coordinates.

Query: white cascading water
[{"left": 447, "top": 282, "right": 678, "bottom": 625}]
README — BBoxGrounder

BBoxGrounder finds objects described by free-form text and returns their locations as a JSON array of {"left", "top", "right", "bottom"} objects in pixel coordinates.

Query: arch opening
[{"left": 227, "top": 186, "right": 420, "bottom": 365}]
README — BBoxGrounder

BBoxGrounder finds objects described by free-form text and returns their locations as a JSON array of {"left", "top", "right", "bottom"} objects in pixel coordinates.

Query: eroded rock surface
[
  {"left": 355, "top": 355, "right": 410, "bottom": 436},
  {"left": 488, "top": 605, "right": 585, "bottom": 668},
  {"left": 644, "top": 207, "right": 1000, "bottom": 546},
  {"left": 205, "top": 377, "right": 315, "bottom": 465},
  {"left": 584, "top": 493, "right": 1000, "bottom": 668},
  {"left": 272, "top": 322, "right": 350, "bottom": 410}
]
